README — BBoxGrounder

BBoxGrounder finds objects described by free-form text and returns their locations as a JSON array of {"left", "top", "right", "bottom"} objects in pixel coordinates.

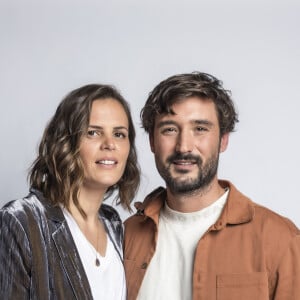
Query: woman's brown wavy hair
[{"left": 29, "top": 84, "right": 140, "bottom": 216}]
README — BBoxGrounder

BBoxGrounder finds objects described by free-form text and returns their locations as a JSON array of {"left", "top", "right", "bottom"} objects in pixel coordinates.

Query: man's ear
[
  {"left": 220, "top": 132, "right": 229, "bottom": 153},
  {"left": 149, "top": 134, "right": 155, "bottom": 153}
]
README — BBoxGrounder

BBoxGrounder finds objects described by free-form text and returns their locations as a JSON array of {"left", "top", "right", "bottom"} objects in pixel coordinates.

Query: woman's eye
[
  {"left": 115, "top": 132, "right": 127, "bottom": 138},
  {"left": 87, "top": 130, "right": 99, "bottom": 136}
]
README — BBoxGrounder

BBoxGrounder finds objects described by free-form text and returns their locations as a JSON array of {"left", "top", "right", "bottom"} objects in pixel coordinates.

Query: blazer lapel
[
  {"left": 30, "top": 189, "right": 93, "bottom": 299},
  {"left": 52, "top": 222, "right": 93, "bottom": 300}
]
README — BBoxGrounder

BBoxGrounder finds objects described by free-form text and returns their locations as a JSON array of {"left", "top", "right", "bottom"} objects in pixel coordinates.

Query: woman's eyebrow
[{"left": 88, "top": 125, "right": 128, "bottom": 131}]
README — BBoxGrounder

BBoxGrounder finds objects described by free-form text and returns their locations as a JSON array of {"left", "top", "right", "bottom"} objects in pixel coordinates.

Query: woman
[{"left": 0, "top": 84, "right": 140, "bottom": 299}]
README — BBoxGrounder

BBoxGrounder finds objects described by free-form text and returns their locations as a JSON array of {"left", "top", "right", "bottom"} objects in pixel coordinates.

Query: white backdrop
[{"left": 1, "top": 0, "right": 299, "bottom": 227}]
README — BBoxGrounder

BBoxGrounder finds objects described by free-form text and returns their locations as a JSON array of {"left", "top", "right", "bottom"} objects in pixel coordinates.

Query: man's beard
[{"left": 155, "top": 151, "right": 219, "bottom": 195}]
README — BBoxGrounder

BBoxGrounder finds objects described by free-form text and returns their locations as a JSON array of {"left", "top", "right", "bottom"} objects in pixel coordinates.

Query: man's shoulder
[
  {"left": 252, "top": 201, "right": 299, "bottom": 235},
  {"left": 222, "top": 180, "right": 299, "bottom": 234},
  {"left": 124, "top": 187, "right": 166, "bottom": 226}
]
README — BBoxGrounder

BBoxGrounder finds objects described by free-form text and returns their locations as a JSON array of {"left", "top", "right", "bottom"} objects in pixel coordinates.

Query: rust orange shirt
[{"left": 124, "top": 181, "right": 300, "bottom": 300}]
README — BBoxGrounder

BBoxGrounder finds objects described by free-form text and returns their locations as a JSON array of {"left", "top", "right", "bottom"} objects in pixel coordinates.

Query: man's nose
[{"left": 175, "top": 131, "right": 193, "bottom": 153}]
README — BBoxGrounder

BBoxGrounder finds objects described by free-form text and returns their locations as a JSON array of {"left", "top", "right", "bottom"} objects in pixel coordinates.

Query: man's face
[{"left": 150, "top": 97, "right": 228, "bottom": 195}]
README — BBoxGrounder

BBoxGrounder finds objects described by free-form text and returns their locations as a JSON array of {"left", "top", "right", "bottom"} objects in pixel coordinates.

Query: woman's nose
[{"left": 100, "top": 136, "right": 116, "bottom": 150}]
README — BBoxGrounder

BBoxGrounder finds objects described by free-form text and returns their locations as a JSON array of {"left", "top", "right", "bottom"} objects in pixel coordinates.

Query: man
[{"left": 124, "top": 72, "right": 300, "bottom": 300}]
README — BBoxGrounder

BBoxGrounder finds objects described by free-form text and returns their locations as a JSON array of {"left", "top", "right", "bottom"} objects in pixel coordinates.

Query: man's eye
[
  {"left": 196, "top": 127, "right": 207, "bottom": 132},
  {"left": 162, "top": 127, "right": 177, "bottom": 134}
]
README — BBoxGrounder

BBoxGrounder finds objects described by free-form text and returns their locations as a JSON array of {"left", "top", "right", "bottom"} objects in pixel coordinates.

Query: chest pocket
[{"left": 216, "top": 272, "right": 269, "bottom": 300}]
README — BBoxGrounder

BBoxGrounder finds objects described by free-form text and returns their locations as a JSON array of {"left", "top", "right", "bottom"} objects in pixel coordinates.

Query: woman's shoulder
[
  {"left": 0, "top": 191, "right": 46, "bottom": 224},
  {"left": 2, "top": 191, "right": 39, "bottom": 210},
  {"left": 100, "top": 203, "right": 122, "bottom": 223}
]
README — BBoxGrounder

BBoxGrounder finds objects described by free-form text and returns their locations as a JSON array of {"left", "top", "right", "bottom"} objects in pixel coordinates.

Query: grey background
[{"left": 1, "top": 0, "right": 299, "bottom": 226}]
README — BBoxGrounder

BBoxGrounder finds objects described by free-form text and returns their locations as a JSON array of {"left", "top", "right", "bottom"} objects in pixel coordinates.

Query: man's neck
[{"left": 166, "top": 178, "right": 225, "bottom": 213}]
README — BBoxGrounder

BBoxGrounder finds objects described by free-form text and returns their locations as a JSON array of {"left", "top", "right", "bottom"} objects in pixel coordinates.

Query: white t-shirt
[
  {"left": 137, "top": 189, "right": 229, "bottom": 300},
  {"left": 63, "top": 208, "right": 126, "bottom": 300}
]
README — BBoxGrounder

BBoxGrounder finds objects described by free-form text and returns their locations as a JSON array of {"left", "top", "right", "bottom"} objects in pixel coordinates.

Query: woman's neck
[
  {"left": 67, "top": 187, "right": 108, "bottom": 256},
  {"left": 69, "top": 185, "right": 106, "bottom": 224}
]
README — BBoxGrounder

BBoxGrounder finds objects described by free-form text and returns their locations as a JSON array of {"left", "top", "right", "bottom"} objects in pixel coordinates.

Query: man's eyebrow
[
  {"left": 156, "top": 120, "right": 177, "bottom": 128},
  {"left": 156, "top": 119, "right": 214, "bottom": 128},
  {"left": 88, "top": 125, "right": 129, "bottom": 131},
  {"left": 193, "top": 120, "right": 214, "bottom": 127}
]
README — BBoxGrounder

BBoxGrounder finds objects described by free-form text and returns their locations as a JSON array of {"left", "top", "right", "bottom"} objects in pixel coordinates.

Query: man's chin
[
  {"left": 170, "top": 175, "right": 197, "bottom": 183},
  {"left": 167, "top": 178, "right": 199, "bottom": 191}
]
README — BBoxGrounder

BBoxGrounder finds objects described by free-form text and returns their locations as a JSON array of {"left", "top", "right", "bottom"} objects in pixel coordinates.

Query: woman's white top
[
  {"left": 63, "top": 208, "right": 126, "bottom": 300},
  {"left": 137, "top": 189, "right": 229, "bottom": 300}
]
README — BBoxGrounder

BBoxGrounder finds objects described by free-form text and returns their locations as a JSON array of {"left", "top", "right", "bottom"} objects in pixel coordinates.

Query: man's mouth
[{"left": 173, "top": 160, "right": 196, "bottom": 165}]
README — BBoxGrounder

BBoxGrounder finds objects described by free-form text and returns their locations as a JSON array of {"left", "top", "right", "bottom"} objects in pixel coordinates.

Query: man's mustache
[{"left": 166, "top": 153, "right": 202, "bottom": 165}]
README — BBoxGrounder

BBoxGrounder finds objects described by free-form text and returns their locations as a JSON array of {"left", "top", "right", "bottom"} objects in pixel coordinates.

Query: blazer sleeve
[
  {"left": 0, "top": 209, "right": 31, "bottom": 299},
  {"left": 274, "top": 234, "right": 300, "bottom": 300}
]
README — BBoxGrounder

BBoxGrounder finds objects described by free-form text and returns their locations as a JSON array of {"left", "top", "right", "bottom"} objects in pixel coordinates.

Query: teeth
[
  {"left": 174, "top": 161, "right": 193, "bottom": 165},
  {"left": 98, "top": 160, "right": 115, "bottom": 165}
]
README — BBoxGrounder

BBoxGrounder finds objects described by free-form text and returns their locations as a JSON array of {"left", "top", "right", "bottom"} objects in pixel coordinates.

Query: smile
[
  {"left": 173, "top": 160, "right": 196, "bottom": 165},
  {"left": 96, "top": 160, "right": 117, "bottom": 165}
]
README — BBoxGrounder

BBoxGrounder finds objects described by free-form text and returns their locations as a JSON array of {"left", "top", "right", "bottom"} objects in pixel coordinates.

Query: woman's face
[{"left": 79, "top": 98, "right": 130, "bottom": 191}]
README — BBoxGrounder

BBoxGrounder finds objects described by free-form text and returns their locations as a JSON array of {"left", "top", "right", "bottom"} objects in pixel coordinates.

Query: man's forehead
[{"left": 158, "top": 97, "right": 217, "bottom": 116}]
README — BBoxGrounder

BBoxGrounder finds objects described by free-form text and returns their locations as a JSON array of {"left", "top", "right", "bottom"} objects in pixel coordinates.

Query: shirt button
[{"left": 141, "top": 262, "right": 148, "bottom": 269}]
